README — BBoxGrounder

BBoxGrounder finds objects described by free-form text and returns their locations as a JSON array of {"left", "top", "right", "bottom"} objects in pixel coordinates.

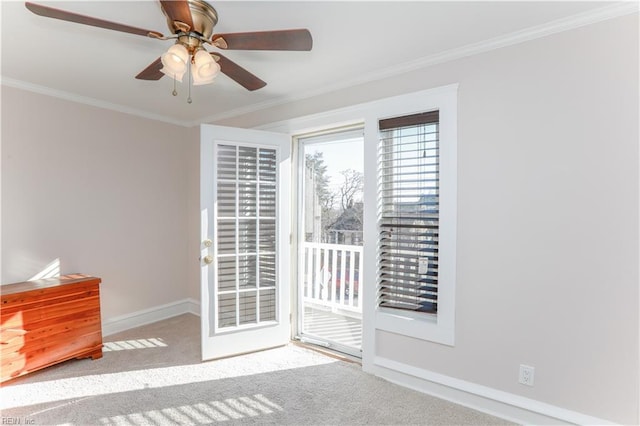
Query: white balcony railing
[{"left": 302, "top": 242, "right": 363, "bottom": 314}]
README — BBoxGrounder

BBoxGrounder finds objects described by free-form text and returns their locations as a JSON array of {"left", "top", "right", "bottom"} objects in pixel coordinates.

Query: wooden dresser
[{"left": 1, "top": 274, "right": 103, "bottom": 384}]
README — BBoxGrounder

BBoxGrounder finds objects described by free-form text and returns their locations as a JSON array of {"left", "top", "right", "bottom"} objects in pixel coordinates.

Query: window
[
  {"left": 374, "top": 85, "right": 457, "bottom": 346},
  {"left": 377, "top": 111, "right": 440, "bottom": 314},
  {"left": 215, "top": 143, "right": 278, "bottom": 330}
]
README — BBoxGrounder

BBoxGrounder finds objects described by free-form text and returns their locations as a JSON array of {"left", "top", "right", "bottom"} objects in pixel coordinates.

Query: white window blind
[
  {"left": 377, "top": 111, "right": 439, "bottom": 314},
  {"left": 216, "top": 143, "right": 278, "bottom": 329}
]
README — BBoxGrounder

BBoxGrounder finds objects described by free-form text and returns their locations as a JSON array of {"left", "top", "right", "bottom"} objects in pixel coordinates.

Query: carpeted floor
[{"left": 0, "top": 314, "right": 512, "bottom": 425}]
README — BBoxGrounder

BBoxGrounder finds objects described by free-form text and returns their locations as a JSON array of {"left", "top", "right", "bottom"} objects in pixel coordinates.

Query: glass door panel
[{"left": 297, "top": 127, "right": 364, "bottom": 357}]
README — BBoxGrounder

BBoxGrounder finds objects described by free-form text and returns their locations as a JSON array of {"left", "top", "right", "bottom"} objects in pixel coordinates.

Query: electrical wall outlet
[{"left": 519, "top": 364, "right": 535, "bottom": 386}]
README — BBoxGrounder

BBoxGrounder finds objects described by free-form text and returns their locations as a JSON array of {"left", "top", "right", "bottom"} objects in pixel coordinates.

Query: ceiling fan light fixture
[
  {"left": 192, "top": 72, "right": 216, "bottom": 86},
  {"left": 160, "top": 43, "right": 189, "bottom": 81},
  {"left": 192, "top": 49, "right": 220, "bottom": 85}
]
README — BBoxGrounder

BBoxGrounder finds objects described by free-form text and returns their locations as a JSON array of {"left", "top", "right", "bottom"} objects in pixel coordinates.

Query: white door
[{"left": 200, "top": 124, "right": 291, "bottom": 361}]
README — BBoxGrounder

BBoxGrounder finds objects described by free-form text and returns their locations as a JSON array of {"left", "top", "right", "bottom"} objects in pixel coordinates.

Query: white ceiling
[{"left": 0, "top": 1, "right": 627, "bottom": 126}]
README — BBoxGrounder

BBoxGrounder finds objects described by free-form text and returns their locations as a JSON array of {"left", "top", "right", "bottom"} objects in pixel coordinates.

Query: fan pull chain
[
  {"left": 172, "top": 74, "right": 178, "bottom": 97},
  {"left": 187, "top": 61, "right": 193, "bottom": 104}
]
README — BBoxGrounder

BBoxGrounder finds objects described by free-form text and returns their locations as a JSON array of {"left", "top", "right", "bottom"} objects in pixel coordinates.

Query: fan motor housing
[{"left": 162, "top": 0, "right": 218, "bottom": 38}]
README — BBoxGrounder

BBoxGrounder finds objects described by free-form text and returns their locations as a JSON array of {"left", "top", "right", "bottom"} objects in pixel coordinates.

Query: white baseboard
[
  {"left": 372, "top": 356, "right": 615, "bottom": 426},
  {"left": 100, "top": 303, "right": 616, "bottom": 425},
  {"left": 102, "top": 298, "right": 200, "bottom": 336}
]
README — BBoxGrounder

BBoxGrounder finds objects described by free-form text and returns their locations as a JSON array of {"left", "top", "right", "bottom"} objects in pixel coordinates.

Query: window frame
[
  {"left": 377, "top": 114, "right": 440, "bottom": 314},
  {"left": 373, "top": 86, "right": 457, "bottom": 346}
]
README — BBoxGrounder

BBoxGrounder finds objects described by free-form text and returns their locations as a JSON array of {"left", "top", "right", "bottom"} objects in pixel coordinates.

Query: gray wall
[
  {"left": 217, "top": 13, "right": 640, "bottom": 424},
  {"left": 1, "top": 87, "right": 198, "bottom": 319}
]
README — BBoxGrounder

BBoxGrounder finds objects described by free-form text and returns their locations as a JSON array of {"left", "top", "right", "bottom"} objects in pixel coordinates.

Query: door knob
[
  {"left": 203, "top": 255, "right": 213, "bottom": 265},
  {"left": 203, "top": 239, "right": 213, "bottom": 248}
]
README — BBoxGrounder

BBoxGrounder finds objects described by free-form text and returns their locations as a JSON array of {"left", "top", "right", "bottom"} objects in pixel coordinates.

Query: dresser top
[{"left": 1, "top": 274, "right": 101, "bottom": 295}]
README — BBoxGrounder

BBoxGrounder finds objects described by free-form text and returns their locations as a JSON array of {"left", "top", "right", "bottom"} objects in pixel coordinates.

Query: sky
[{"left": 304, "top": 136, "right": 364, "bottom": 194}]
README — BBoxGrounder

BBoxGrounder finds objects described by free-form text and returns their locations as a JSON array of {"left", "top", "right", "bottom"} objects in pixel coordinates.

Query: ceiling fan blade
[
  {"left": 135, "top": 58, "right": 164, "bottom": 81},
  {"left": 159, "top": 0, "right": 194, "bottom": 32},
  {"left": 212, "top": 29, "right": 313, "bottom": 51},
  {"left": 25, "top": 2, "right": 163, "bottom": 38},
  {"left": 214, "top": 53, "right": 266, "bottom": 91}
]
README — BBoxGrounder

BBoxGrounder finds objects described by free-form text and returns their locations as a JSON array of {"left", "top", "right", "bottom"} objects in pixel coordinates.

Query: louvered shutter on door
[
  {"left": 377, "top": 111, "right": 439, "bottom": 313},
  {"left": 216, "top": 144, "right": 278, "bottom": 329}
]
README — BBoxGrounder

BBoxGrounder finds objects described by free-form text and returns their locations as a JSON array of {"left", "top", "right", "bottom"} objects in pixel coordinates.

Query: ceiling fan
[{"left": 24, "top": 0, "right": 313, "bottom": 92}]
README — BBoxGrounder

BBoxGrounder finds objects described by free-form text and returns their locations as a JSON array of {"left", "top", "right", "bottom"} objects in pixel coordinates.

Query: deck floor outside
[{"left": 302, "top": 305, "right": 362, "bottom": 354}]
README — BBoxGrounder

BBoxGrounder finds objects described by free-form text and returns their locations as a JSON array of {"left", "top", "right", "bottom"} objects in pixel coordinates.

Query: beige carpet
[{"left": 0, "top": 314, "right": 512, "bottom": 425}]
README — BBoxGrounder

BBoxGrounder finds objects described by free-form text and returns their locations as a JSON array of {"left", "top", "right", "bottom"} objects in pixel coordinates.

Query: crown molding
[
  {"left": 0, "top": 77, "right": 191, "bottom": 127},
  {"left": 198, "top": 1, "right": 639, "bottom": 125},
  {"left": 3, "top": 2, "right": 637, "bottom": 128}
]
